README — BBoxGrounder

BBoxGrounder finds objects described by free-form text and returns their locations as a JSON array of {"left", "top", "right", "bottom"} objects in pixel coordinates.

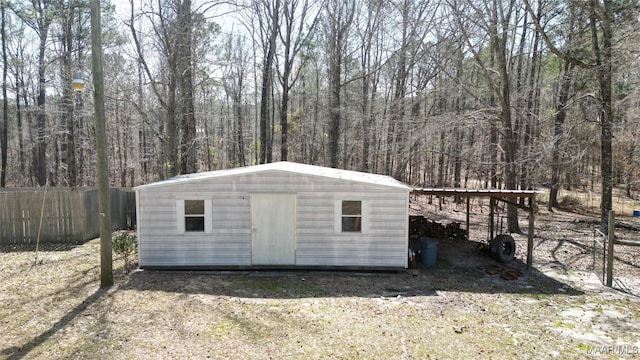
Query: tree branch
[{"left": 522, "top": 0, "right": 594, "bottom": 69}]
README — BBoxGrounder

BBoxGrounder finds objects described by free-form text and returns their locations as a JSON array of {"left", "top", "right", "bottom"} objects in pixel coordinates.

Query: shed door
[{"left": 250, "top": 193, "right": 296, "bottom": 265}]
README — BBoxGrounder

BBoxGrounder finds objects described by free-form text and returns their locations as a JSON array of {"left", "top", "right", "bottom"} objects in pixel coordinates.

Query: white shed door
[{"left": 251, "top": 193, "right": 296, "bottom": 265}]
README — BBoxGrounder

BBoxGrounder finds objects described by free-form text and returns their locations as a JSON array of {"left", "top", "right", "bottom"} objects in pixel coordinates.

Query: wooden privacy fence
[{"left": 0, "top": 188, "right": 135, "bottom": 245}]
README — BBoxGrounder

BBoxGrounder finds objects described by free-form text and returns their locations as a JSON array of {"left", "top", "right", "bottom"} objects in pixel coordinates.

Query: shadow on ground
[
  {"left": 0, "top": 242, "right": 86, "bottom": 253},
  {"left": 121, "top": 254, "right": 583, "bottom": 300},
  {"left": 612, "top": 277, "right": 640, "bottom": 298},
  {"left": 0, "top": 286, "right": 107, "bottom": 360}
]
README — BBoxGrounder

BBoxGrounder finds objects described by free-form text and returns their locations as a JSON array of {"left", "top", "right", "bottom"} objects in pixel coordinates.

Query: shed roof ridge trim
[{"left": 134, "top": 161, "right": 411, "bottom": 190}]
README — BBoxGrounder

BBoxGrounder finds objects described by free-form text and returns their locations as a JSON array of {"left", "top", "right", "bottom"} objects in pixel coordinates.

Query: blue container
[
  {"left": 633, "top": 210, "right": 640, "bottom": 217},
  {"left": 420, "top": 237, "right": 439, "bottom": 266}
]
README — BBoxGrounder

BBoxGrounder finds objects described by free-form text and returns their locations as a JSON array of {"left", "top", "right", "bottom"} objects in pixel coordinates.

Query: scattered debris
[
  {"left": 453, "top": 325, "right": 468, "bottom": 334},
  {"left": 478, "top": 264, "right": 523, "bottom": 280}
]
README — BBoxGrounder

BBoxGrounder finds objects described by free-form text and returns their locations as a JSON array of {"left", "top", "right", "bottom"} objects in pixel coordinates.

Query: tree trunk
[
  {"left": 326, "top": 0, "right": 354, "bottom": 168},
  {"left": 167, "top": 74, "right": 178, "bottom": 177},
  {"left": 234, "top": 88, "right": 245, "bottom": 166},
  {"left": 591, "top": 0, "right": 614, "bottom": 231},
  {"left": 488, "top": 41, "right": 498, "bottom": 189},
  {"left": 61, "top": 3, "right": 77, "bottom": 186},
  {"left": 490, "top": 0, "right": 521, "bottom": 233},
  {"left": 549, "top": 61, "right": 575, "bottom": 210},
  {"left": 259, "top": 0, "right": 280, "bottom": 164},
  {"left": 15, "top": 73, "right": 25, "bottom": 178},
  {"left": 178, "top": 0, "right": 196, "bottom": 174},
  {"left": 328, "top": 39, "right": 341, "bottom": 168},
  {"left": 0, "top": 3, "right": 7, "bottom": 187},
  {"left": 36, "top": 20, "right": 51, "bottom": 186}
]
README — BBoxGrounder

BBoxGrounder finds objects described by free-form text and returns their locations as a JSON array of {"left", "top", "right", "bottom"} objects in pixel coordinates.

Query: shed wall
[{"left": 136, "top": 170, "right": 408, "bottom": 268}]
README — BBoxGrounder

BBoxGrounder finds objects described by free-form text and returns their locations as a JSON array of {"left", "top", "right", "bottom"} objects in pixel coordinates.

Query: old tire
[{"left": 490, "top": 234, "right": 516, "bottom": 263}]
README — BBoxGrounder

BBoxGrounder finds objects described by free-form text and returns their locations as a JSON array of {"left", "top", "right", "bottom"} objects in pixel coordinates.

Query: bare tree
[
  {"left": 275, "top": 0, "right": 318, "bottom": 161},
  {"left": 222, "top": 34, "right": 249, "bottom": 166},
  {"left": 247, "top": 0, "right": 281, "bottom": 164},
  {"left": 177, "top": 0, "right": 196, "bottom": 174},
  {"left": 524, "top": 0, "right": 615, "bottom": 229},
  {"left": 384, "top": 0, "right": 437, "bottom": 179},
  {"left": 129, "top": 0, "right": 198, "bottom": 176},
  {"left": 449, "top": 0, "right": 522, "bottom": 232},
  {"left": 14, "top": 0, "right": 55, "bottom": 185},
  {"left": 355, "top": 0, "right": 384, "bottom": 172},
  {"left": 8, "top": 22, "right": 34, "bottom": 182},
  {"left": 56, "top": 0, "right": 81, "bottom": 186},
  {"left": 325, "top": 0, "right": 355, "bottom": 168},
  {"left": 547, "top": 2, "right": 581, "bottom": 210}
]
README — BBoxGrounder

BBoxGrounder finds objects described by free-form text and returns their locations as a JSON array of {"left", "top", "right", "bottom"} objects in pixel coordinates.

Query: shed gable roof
[{"left": 135, "top": 161, "right": 411, "bottom": 190}]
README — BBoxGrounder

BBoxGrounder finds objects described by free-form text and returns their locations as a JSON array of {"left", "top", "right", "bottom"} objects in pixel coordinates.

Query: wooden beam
[
  {"left": 614, "top": 239, "right": 640, "bottom": 247},
  {"left": 411, "top": 188, "right": 538, "bottom": 198}
]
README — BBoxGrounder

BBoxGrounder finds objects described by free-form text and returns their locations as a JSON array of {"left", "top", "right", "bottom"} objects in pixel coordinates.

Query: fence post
[{"left": 606, "top": 210, "right": 615, "bottom": 287}]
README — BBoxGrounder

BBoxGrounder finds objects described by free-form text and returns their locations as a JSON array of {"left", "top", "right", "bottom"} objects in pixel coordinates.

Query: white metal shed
[{"left": 134, "top": 162, "right": 412, "bottom": 269}]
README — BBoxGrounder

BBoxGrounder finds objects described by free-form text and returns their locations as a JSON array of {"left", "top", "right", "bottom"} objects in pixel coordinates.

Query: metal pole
[
  {"left": 90, "top": 0, "right": 112, "bottom": 287},
  {"left": 606, "top": 210, "right": 614, "bottom": 287}
]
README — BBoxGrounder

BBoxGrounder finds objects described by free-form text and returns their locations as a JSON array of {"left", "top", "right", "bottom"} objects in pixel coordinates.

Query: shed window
[
  {"left": 177, "top": 198, "right": 212, "bottom": 234},
  {"left": 184, "top": 200, "right": 205, "bottom": 232},
  {"left": 341, "top": 200, "right": 362, "bottom": 232}
]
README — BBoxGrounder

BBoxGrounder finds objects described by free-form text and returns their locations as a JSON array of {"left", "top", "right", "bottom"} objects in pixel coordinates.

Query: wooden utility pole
[{"left": 90, "top": 0, "right": 112, "bottom": 287}]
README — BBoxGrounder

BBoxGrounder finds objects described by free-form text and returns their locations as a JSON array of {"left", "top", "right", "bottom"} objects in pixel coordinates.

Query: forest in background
[{"left": 0, "top": 0, "right": 638, "bottom": 223}]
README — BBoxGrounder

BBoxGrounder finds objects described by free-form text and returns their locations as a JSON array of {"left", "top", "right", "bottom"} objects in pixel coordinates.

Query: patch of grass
[
  {"left": 240, "top": 278, "right": 283, "bottom": 293},
  {"left": 535, "top": 190, "right": 550, "bottom": 204},
  {"left": 525, "top": 292, "right": 551, "bottom": 301},
  {"left": 560, "top": 195, "right": 584, "bottom": 207},
  {"left": 209, "top": 317, "right": 241, "bottom": 337},
  {"left": 553, "top": 319, "right": 575, "bottom": 329}
]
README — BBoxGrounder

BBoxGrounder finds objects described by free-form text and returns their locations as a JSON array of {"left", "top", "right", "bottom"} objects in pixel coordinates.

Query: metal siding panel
[
  {"left": 135, "top": 190, "right": 144, "bottom": 265},
  {"left": 176, "top": 199, "right": 185, "bottom": 233},
  {"left": 139, "top": 235, "right": 251, "bottom": 266},
  {"left": 137, "top": 191, "right": 252, "bottom": 267},
  {"left": 204, "top": 199, "right": 213, "bottom": 234},
  {"left": 294, "top": 190, "right": 407, "bottom": 267},
  {"left": 137, "top": 169, "right": 409, "bottom": 268},
  {"left": 296, "top": 251, "right": 405, "bottom": 267},
  {"left": 139, "top": 226, "right": 176, "bottom": 234},
  {"left": 212, "top": 195, "right": 250, "bottom": 230}
]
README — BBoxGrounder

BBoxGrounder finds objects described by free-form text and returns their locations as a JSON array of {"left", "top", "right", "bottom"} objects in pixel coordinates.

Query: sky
[
  {"left": 111, "top": 0, "right": 133, "bottom": 20},
  {"left": 110, "top": 0, "right": 242, "bottom": 37}
]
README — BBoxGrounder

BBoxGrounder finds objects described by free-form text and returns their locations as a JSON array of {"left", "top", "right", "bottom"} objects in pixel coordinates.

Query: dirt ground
[
  {"left": 410, "top": 195, "right": 640, "bottom": 295},
  {"left": 1, "top": 199, "right": 640, "bottom": 359}
]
